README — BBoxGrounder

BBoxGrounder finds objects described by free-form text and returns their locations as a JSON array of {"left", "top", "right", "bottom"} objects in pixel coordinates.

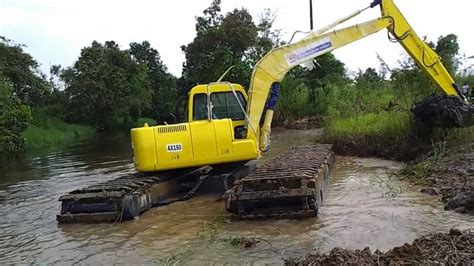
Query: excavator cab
[
  {"left": 131, "top": 83, "right": 259, "bottom": 172},
  {"left": 186, "top": 83, "right": 248, "bottom": 138}
]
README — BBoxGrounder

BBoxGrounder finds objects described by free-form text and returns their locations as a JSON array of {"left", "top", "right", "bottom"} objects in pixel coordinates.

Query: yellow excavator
[
  {"left": 131, "top": 0, "right": 471, "bottom": 173},
  {"left": 57, "top": 0, "right": 472, "bottom": 223}
]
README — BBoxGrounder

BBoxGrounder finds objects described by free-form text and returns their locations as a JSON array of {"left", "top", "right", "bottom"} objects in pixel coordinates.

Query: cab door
[
  {"left": 189, "top": 121, "right": 217, "bottom": 160},
  {"left": 189, "top": 93, "right": 218, "bottom": 160}
]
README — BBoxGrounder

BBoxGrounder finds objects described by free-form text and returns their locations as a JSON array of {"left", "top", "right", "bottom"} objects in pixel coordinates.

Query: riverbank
[
  {"left": 322, "top": 111, "right": 425, "bottom": 161},
  {"left": 15, "top": 117, "right": 157, "bottom": 154},
  {"left": 21, "top": 117, "right": 95, "bottom": 151},
  {"left": 402, "top": 141, "right": 474, "bottom": 213},
  {"left": 285, "top": 229, "right": 473, "bottom": 265}
]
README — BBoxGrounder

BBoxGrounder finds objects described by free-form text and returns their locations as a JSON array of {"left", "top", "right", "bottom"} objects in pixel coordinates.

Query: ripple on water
[{"left": 0, "top": 131, "right": 473, "bottom": 264}]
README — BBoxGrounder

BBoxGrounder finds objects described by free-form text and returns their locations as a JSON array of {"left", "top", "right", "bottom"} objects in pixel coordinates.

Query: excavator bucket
[{"left": 413, "top": 94, "right": 473, "bottom": 129}]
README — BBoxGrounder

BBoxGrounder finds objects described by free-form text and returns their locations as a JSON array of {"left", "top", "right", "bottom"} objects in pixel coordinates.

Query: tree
[
  {"left": 0, "top": 73, "right": 31, "bottom": 153},
  {"left": 435, "top": 34, "right": 460, "bottom": 76},
  {"left": 0, "top": 37, "right": 50, "bottom": 107},
  {"left": 181, "top": 7, "right": 257, "bottom": 87},
  {"left": 356, "top": 68, "right": 382, "bottom": 84},
  {"left": 181, "top": 1, "right": 281, "bottom": 89},
  {"left": 354, "top": 67, "right": 386, "bottom": 94},
  {"left": 304, "top": 53, "right": 346, "bottom": 105},
  {"left": 62, "top": 41, "right": 151, "bottom": 130},
  {"left": 195, "top": 0, "right": 224, "bottom": 32},
  {"left": 390, "top": 56, "right": 432, "bottom": 108},
  {"left": 129, "top": 41, "right": 177, "bottom": 123}
]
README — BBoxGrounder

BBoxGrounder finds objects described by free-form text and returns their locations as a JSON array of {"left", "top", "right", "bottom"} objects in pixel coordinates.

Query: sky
[{"left": 1, "top": 0, "right": 473, "bottom": 78}]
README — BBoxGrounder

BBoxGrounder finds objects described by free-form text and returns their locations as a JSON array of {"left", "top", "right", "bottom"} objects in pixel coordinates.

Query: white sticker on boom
[
  {"left": 285, "top": 37, "right": 333, "bottom": 66},
  {"left": 166, "top": 143, "right": 182, "bottom": 152}
]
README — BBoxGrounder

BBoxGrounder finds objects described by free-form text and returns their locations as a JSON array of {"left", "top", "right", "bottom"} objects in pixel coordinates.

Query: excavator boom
[
  {"left": 227, "top": 0, "right": 471, "bottom": 219},
  {"left": 379, "top": 0, "right": 461, "bottom": 97},
  {"left": 247, "top": 0, "right": 468, "bottom": 149},
  {"left": 246, "top": 17, "right": 392, "bottom": 147}
]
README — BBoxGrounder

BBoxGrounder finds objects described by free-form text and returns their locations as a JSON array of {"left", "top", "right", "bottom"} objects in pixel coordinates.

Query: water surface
[{"left": 0, "top": 129, "right": 472, "bottom": 264}]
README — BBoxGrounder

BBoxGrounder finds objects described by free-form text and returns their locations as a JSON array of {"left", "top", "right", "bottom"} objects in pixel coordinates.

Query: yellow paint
[
  {"left": 247, "top": 17, "right": 392, "bottom": 141},
  {"left": 380, "top": 0, "right": 458, "bottom": 96},
  {"left": 132, "top": 0, "right": 460, "bottom": 173},
  {"left": 248, "top": 0, "right": 460, "bottom": 147},
  {"left": 131, "top": 83, "right": 258, "bottom": 172}
]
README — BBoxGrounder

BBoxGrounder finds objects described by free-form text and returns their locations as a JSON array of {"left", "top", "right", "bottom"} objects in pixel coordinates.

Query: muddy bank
[
  {"left": 407, "top": 143, "right": 474, "bottom": 214},
  {"left": 326, "top": 134, "right": 433, "bottom": 162},
  {"left": 286, "top": 229, "right": 474, "bottom": 265},
  {"left": 273, "top": 116, "right": 325, "bottom": 130},
  {"left": 332, "top": 139, "right": 474, "bottom": 213}
]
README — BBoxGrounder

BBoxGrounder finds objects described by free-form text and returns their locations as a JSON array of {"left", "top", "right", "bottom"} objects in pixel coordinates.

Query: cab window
[
  {"left": 193, "top": 93, "right": 208, "bottom": 121},
  {"left": 210, "top": 92, "right": 246, "bottom": 120}
]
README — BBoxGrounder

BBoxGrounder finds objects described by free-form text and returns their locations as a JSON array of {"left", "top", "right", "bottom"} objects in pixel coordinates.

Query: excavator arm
[
  {"left": 246, "top": 17, "right": 392, "bottom": 149},
  {"left": 246, "top": 0, "right": 469, "bottom": 151},
  {"left": 379, "top": 0, "right": 461, "bottom": 97}
]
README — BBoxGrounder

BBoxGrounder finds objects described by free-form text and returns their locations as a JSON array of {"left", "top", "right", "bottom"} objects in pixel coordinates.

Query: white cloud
[{"left": 1, "top": 0, "right": 473, "bottom": 78}]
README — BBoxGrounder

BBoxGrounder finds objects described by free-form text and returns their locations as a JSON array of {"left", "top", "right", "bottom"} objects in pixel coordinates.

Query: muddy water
[{"left": 0, "top": 129, "right": 473, "bottom": 264}]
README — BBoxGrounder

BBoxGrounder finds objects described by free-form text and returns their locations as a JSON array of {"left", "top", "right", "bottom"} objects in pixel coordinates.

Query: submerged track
[
  {"left": 225, "top": 145, "right": 335, "bottom": 219},
  {"left": 57, "top": 145, "right": 335, "bottom": 223}
]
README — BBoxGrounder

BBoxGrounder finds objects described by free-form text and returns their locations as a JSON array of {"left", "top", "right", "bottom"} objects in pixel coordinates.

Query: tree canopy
[
  {"left": 0, "top": 37, "right": 50, "bottom": 107},
  {"left": 129, "top": 41, "right": 177, "bottom": 123},
  {"left": 181, "top": 0, "right": 279, "bottom": 88},
  {"left": 61, "top": 41, "right": 152, "bottom": 130},
  {"left": 0, "top": 0, "right": 469, "bottom": 155},
  {"left": 0, "top": 72, "right": 31, "bottom": 153}
]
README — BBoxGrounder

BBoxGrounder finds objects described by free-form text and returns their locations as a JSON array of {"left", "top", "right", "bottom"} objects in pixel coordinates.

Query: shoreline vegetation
[
  {"left": 1, "top": 1, "right": 472, "bottom": 265},
  {"left": 322, "top": 113, "right": 473, "bottom": 212},
  {"left": 21, "top": 117, "right": 95, "bottom": 152},
  {"left": 2, "top": 0, "right": 472, "bottom": 161},
  {"left": 20, "top": 116, "right": 159, "bottom": 154}
]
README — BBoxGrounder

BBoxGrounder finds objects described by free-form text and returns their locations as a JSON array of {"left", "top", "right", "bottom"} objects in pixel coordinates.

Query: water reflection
[{"left": 0, "top": 129, "right": 472, "bottom": 264}]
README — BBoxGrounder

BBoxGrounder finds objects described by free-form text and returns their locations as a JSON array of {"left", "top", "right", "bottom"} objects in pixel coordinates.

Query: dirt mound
[
  {"left": 327, "top": 134, "right": 428, "bottom": 162},
  {"left": 285, "top": 229, "right": 474, "bottom": 265},
  {"left": 412, "top": 93, "right": 473, "bottom": 128},
  {"left": 426, "top": 144, "right": 474, "bottom": 213}
]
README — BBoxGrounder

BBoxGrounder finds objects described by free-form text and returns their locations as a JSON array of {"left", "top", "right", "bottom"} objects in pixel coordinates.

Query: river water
[{"left": 0, "top": 129, "right": 473, "bottom": 264}]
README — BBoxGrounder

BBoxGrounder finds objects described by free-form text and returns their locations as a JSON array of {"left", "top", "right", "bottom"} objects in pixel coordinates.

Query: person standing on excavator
[
  {"left": 462, "top": 84, "right": 473, "bottom": 102},
  {"left": 462, "top": 84, "right": 470, "bottom": 98}
]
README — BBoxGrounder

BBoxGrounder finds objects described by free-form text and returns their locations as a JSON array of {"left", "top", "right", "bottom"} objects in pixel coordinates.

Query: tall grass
[
  {"left": 22, "top": 109, "right": 95, "bottom": 151},
  {"left": 324, "top": 111, "right": 411, "bottom": 141},
  {"left": 447, "top": 127, "right": 474, "bottom": 144},
  {"left": 319, "top": 77, "right": 424, "bottom": 159}
]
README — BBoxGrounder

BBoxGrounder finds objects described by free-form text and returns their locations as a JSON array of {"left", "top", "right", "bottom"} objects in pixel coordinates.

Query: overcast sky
[{"left": 1, "top": 0, "right": 473, "bottom": 78}]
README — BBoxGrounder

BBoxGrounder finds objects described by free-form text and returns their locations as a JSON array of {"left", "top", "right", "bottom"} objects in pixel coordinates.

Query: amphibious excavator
[{"left": 57, "top": 0, "right": 472, "bottom": 223}]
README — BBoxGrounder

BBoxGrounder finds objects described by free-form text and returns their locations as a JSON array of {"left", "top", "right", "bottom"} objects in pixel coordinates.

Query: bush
[
  {"left": 274, "top": 75, "right": 327, "bottom": 122},
  {"left": 22, "top": 115, "right": 94, "bottom": 150},
  {"left": 0, "top": 77, "right": 31, "bottom": 154}
]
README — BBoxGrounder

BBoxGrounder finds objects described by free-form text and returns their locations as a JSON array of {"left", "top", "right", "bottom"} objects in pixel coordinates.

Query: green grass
[
  {"left": 22, "top": 117, "right": 95, "bottom": 151},
  {"left": 20, "top": 115, "right": 159, "bottom": 152},
  {"left": 322, "top": 111, "right": 415, "bottom": 160},
  {"left": 447, "top": 126, "right": 474, "bottom": 144},
  {"left": 324, "top": 111, "right": 412, "bottom": 140}
]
